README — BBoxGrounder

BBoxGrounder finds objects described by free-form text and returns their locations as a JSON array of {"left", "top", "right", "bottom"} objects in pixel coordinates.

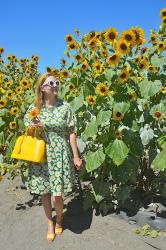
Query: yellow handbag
[{"left": 11, "top": 126, "right": 46, "bottom": 163}]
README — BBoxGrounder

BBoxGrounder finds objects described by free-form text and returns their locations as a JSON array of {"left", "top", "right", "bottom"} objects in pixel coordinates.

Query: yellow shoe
[
  {"left": 46, "top": 219, "right": 55, "bottom": 242},
  {"left": 55, "top": 214, "right": 63, "bottom": 236}
]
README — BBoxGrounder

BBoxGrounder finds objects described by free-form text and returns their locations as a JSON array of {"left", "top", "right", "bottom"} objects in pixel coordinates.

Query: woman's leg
[
  {"left": 41, "top": 193, "right": 53, "bottom": 221},
  {"left": 42, "top": 193, "right": 54, "bottom": 234},
  {"left": 53, "top": 195, "right": 64, "bottom": 228}
]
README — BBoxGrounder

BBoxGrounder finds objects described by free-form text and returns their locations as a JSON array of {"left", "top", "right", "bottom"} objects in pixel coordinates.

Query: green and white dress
[{"left": 23, "top": 98, "right": 77, "bottom": 197}]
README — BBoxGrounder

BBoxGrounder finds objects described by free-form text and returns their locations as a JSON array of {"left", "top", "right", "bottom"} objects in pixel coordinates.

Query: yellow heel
[
  {"left": 46, "top": 219, "right": 55, "bottom": 242},
  {"left": 55, "top": 214, "right": 63, "bottom": 236}
]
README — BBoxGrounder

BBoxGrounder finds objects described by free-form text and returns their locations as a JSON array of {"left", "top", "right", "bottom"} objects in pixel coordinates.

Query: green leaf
[
  {"left": 140, "top": 125, "right": 154, "bottom": 146},
  {"left": 115, "top": 186, "right": 132, "bottom": 204},
  {"left": 96, "top": 110, "right": 112, "bottom": 126},
  {"left": 105, "top": 69, "right": 115, "bottom": 82},
  {"left": 83, "top": 191, "right": 95, "bottom": 211},
  {"left": 151, "top": 55, "right": 166, "bottom": 67},
  {"left": 85, "top": 147, "right": 105, "bottom": 172},
  {"left": 92, "top": 179, "right": 110, "bottom": 203},
  {"left": 70, "top": 91, "right": 84, "bottom": 112},
  {"left": 105, "top": 139, "right": 129, "bottom": 166},
  {"left": 18, "top": 119, "right": 25, "bottom": 131},
  {"left": 151, "top": 149, "right": 166, "bottom": 170},
  {"left": 113, "top": 101, "right": 130, "bottom": 114},
  {"left": 139, "top": 80, "right": 162, "bottom": 99},
  {"left": 82, "top": 119, "right": 98, "bottom": 141}
]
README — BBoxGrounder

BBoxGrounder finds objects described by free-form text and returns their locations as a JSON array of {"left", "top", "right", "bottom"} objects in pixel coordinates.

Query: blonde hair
[{"left": 34, "top": 71, "right": 59, "bottom": 111}]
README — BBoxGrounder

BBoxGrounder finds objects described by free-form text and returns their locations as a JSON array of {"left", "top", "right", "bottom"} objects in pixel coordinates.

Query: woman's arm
[
  {"left": 69, "top": 133, "right": 79, "bottom": 158},
  {"left": 69, "top": 132, "right": 83, "bottom": 170}
]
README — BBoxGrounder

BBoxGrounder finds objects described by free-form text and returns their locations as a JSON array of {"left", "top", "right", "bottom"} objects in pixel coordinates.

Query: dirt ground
[{"left": 0, "top": 173, "right": 166, "bottom": 250}]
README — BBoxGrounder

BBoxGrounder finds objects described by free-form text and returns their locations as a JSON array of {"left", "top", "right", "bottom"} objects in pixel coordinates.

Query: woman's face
[{"left": 40, "top": 76, "right": 60, "bottom": 96}]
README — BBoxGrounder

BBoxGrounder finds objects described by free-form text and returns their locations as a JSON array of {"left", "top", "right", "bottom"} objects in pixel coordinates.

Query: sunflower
[
  {"left": 147, "top": 65, "right": 157, "bottom": 74},
  {"left": 29, "top": 107, "right": 40, "bottom": 120},
  {"left": 117, "top": 69, "right": 130, "bottom": 83},
  {"left": 60, "top": 58, "right": 67, "bottom": 66},
  {"left": 88, "top": 40, "right": 97, "bottom": 51},
  {"left": 141, "top": 46, "right": 149, "bottom": 54},
  {"left": 128, "top": 91, "right": 137, "bottom": 101},
  {"left": 115, "top": 130, "right": 122, "bottom": 139},
  {"left": 138, "top": 59, "right": 148, "bottom": 71},
  {"left": 131, "top": 27, "right": 146, "bottom": 46},
  {"left": 0, "top": 48, "right": 4, "bottom": 54},
  {"left": 160, "top": 7, "right": 166, "bottom": 19},
  {"left": 4, "top": 81, "right": 12, "bottom": 89},
  {"left": 5, "top": 90, "right": 13, "bottom": 99},
  {"left": 9, "top": 107, "right": 19, "bottom": 116},
  {"left": 161, "top": 17, "right": 166, "bottom": 27},
  {"left": 93, "top": 61, "right": 103, "bottom": 75},
  {"left": 153, "top": 111, "right": 164, "bottom": 120},
  {"left": 161, "top": 86, "right": 166, "bottom": 94},
  {"left": 112, "top": 111, "right": 124, "bottom": 121},
  {"left": 157, "top": 41, "right": 166, "bottom": 54},
  {"left": 9, "top": 121, "right": 17, "bottom": 130},
  {"left": 104, "top": 28, "right": 118, "bottom": 43},
  {"left": 20, "top": 79, "right": 30, "bottom": 90},
  {"left": 0, "top": 99, "right": 7, "bottom": 108},
  {"left": 81, "top": 60, "right": 89, "bottom": 71},
  {"left": 106, "top": 52, "right": 121, "bottom": 67},
  {"left": 86, "top": 31, "right": 97, "bottom": 43},
  {"left": 68, "top": 84, "right": 76, "bottom": 92},
  {"left": 74, "top": 53, "right": 84, "bottom": 63},
  {"left": 86, "top": 95, "right": 96, "bottom": 105},
  {"left": 67, "top": 41, "right": 79, "bottom": 50},
  {"left": 65, "top": 34, "right": 74, "bottom": 43},
  {"left": 32, "top": 55, "right": 39, "bottom": 62},
  {"left": 99, "top": 46, "right": 108, "bottom": 57},
  {"left": 115, "top": 39, "right": 130, "bottom": 54},
  {"left": 60, "top": 69, "right": 69, "bottom": 78},
  {"left": 150, "top": 33, "right": 158, "bottom": 45},
  {"left": 6, "top": 54, "right": 12, "bottom": 60},
  {"left": 120, "top": 29, "right": 136, "bottom": 46},
  {"left": 95, "top": 83, "right": 109, "bottom": 96}
]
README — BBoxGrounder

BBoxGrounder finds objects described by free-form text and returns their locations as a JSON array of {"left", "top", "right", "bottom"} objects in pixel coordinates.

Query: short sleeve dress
[{"left": 23, "top": 98, "right": 77, "bottom": 197}]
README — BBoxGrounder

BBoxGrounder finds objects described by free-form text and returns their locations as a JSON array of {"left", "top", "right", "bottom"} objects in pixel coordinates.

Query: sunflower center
[
  {"left": 159, "top": 43, "right": 164, "bottom": 48},
  {"left": 125, "top": 34, "right": 132, "bottom": 41},
  {"left": 96, "top": 65, "right": 100, "bottom": 70},
  {"left": 110, "top": 55, "right": 117, "bottom": 61},
  {"left": 155, "top": 111, "right": 162, "bottom": 118},
  {"left": 70, "top": 44, "right": 75, "bottom": 49},
  {"left": 121, "top": 73, "right": 126, "bottom": 78},
  {"left": 120, "top": 43, "right": 127, "bottom": 50},
  {"left": 76, "top": 55, "right": 81, "bottom": 60},
  {"left": 116, "top": 112, "right": 122, "bottom": 117},
  {"left": 162, "top": 11, "right": 166, "bottom": 16},
  {"left": 109, "top": 32, "right": 115, "bottom": 40},
  {"left": 164, "top": 18, "right": 166, "bottom": 23},
  {"left": 100, "top": 87, "right": 106, "bottom": 92},
  {"left": 68, "top": 36, "right": 72, "bottom": 42}
]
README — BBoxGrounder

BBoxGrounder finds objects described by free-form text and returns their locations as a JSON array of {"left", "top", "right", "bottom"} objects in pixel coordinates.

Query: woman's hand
[{"left": 73, "top": 157, "right": 83, "bottom": 170}]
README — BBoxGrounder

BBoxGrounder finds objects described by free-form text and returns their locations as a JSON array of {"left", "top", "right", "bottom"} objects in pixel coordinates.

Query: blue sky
[{"left": 0, "top": 0, "right": 165, "bottom": 74}]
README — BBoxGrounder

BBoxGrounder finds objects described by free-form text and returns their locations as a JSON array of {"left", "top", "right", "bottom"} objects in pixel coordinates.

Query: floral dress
[{"left": 23, "top": 98, "right": 77, "bottom": 197}]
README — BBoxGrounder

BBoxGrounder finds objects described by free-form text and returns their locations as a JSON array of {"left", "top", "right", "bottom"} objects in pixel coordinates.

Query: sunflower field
[{"left": 0, "top": 8, "right": 166, "bottom": 213}]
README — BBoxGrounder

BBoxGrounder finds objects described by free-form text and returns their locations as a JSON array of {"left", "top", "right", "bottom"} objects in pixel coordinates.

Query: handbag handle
[{"left": 24, "top": 126, "right": 39, "bottom": 137}]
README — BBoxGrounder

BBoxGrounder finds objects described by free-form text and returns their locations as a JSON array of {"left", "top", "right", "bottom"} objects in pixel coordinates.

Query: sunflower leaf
[
  {"left": 105, "top": 139, "right": 129, "bottom": 166},
  {"left": 85, "top": 147, "right": 106, "bottom": 172}
]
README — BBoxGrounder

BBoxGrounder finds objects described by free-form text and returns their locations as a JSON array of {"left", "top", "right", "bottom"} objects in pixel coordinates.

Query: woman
[{"left": 23, "top": 71, "right": 83, "bottom": 242}]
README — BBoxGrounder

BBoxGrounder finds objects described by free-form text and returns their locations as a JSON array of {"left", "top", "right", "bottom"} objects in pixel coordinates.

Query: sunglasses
[{"left": 42, "top": 80, "right": 60, "bottom": 88}]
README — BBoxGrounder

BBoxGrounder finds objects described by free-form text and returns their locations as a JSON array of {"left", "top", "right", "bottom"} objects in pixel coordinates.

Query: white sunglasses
[{"left": 42, "top": 80, "right": 60, "bottom": 88}]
